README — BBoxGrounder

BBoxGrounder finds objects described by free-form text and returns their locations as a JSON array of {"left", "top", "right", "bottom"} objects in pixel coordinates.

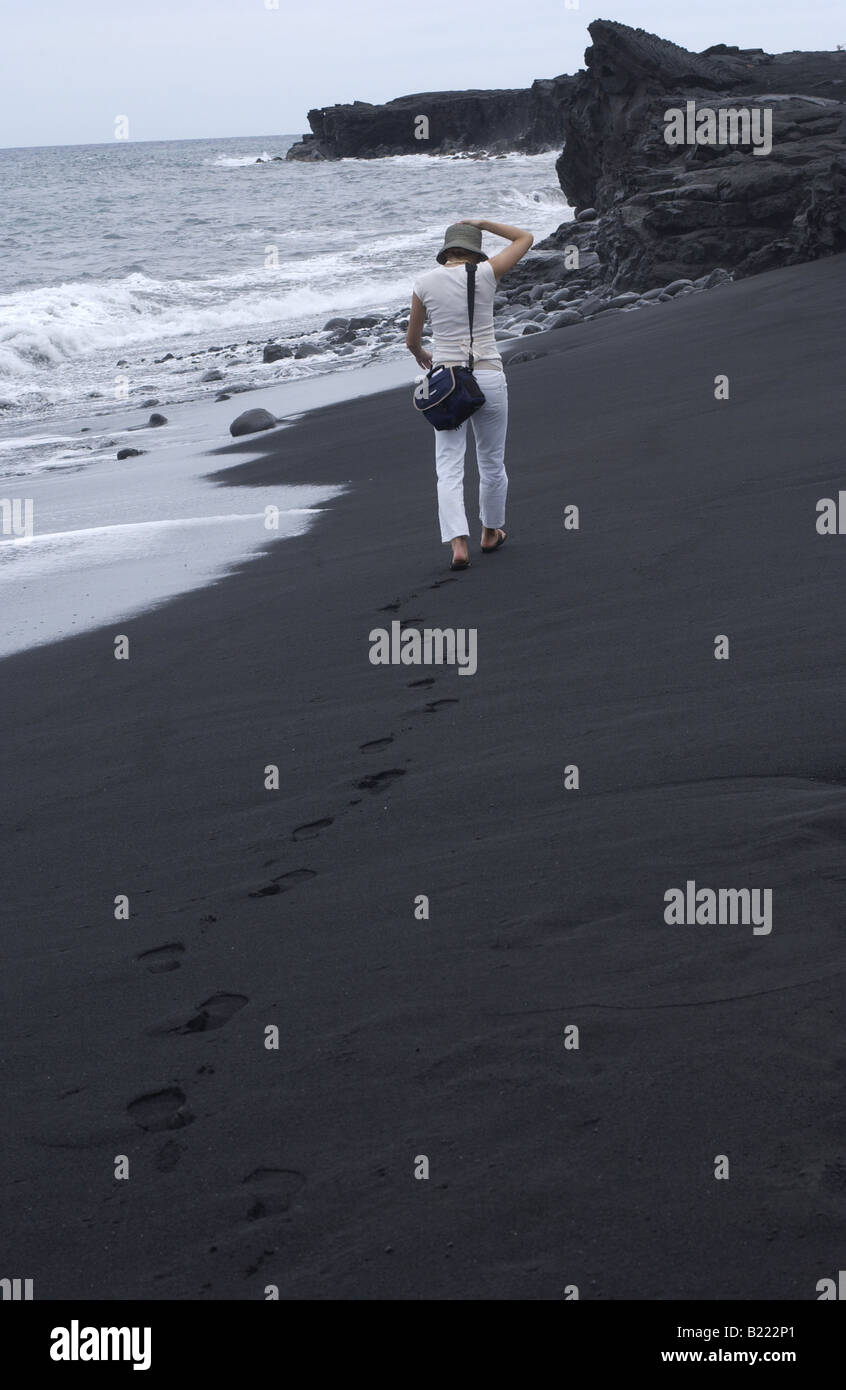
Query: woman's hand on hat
[{"left": 458, "top": 218, "right": 484, "bottom": 228}]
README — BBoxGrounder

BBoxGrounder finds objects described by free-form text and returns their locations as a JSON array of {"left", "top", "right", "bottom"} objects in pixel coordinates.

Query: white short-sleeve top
[{"left": 412, "top": 261, "right": 503, "bottom": 371}]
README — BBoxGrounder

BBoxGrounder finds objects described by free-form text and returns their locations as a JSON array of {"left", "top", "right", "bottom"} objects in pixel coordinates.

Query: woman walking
[{"left": 406, "top": 218, "right": 533, "bottom": 569}]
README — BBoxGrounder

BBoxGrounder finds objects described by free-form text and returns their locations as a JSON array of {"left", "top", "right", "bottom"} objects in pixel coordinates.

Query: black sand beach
[{"left": 3, "top": 254, "right": 846, "bottom": 1300}]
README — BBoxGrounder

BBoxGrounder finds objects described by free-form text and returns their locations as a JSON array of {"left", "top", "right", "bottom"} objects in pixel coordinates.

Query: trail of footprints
[
  {"left": 243, "top": 588, "right": 461, "bottom": 896},
  {"left": 128, "top": 949, "right": 302, "bottom": 1267},
  {"left": 126, "top": 586, "right": 459, "bottom": 1281}
]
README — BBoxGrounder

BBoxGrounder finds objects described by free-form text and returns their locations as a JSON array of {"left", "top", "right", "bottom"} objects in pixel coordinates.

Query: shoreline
[
  {"left": 3, "top": 254, "right": 846, "bottom": 1299},
  {"left": 0, "top": 356, "right": 418, "bottom": 660}
]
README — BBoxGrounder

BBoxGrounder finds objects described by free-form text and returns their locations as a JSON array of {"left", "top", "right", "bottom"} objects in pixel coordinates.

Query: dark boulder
[
  {"left": 229, "top": 408, "right": 277, "bottom": 437},
  {"left": 547, "top": 309, "right": 584, "bottom": 327},
  {"left": 505, "top": 350, "right": 540, "bottom": 363},
  {"left": 263, "top": 344, "right": 293, "bottom": 363}
]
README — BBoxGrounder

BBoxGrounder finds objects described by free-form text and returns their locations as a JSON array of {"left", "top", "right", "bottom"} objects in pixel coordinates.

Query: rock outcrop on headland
[
  {"left": 285, "top": 82, "right": 576, "bottom": 160},
  {"left": 278, "top": 21, "right": 846, "bottom": 364},
  {"left": 550, "top": 20, "right": 846, "bottom": 287}
]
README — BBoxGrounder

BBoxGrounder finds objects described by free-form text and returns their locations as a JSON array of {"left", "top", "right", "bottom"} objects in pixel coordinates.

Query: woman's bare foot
[
  {"left": 481, "top": 527, "right": 507, "bottom": 552},
  {"left": 450, "top": 536, "right": 470, "bottom": 569}
]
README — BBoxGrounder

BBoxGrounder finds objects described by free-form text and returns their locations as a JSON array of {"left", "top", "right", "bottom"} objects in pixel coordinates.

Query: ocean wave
[
  {"left": 0, "top": 430, "right": 120, "bottom": 479},
  {"left": 335, "top": 149, "right": 561, "bottom": 167},
  {"left": 500, "top": 186, "right": 570, "bottom": 210},
  {"left": 206, "top": 151, "right": 281, "bottom": 167},
  {"left": 0, "top": 268, "right": 414, "bottom": 384}
]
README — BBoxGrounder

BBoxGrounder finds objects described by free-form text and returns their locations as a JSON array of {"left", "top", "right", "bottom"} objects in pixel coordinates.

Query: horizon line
[{"left": 0, "top": 131, "right": 303, "bottom": 154}]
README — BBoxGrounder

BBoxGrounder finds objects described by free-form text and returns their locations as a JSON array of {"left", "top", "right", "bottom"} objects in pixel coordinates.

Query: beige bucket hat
[{"left": 436, "top": 223, "right": 488, "bottom": 264}]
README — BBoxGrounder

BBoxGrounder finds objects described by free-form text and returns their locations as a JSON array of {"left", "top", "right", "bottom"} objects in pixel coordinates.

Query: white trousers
[{"left": 434, "top": 368, "right": 508, "bottom": 541}]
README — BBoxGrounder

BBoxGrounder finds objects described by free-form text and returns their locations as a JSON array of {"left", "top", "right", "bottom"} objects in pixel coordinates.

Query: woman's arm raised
[{"left": 459, "top": 219, "right": 534, "bottom": 281}]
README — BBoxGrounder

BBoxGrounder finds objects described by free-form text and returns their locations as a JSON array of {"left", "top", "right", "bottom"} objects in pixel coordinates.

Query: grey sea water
[{"left": 1, "top": 134, "right": 570, "bottom": 437}]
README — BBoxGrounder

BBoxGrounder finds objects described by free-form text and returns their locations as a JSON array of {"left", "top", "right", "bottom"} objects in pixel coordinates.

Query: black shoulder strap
[{"left": 465, "top": 262, "right": 476, "bottom": 371}]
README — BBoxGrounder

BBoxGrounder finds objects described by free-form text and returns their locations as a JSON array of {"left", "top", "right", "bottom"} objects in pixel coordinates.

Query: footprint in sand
[
  {"left": 292, "top": 817, "right": 333, "bottom": 841},
  {"left": 243, "top": 1166, "right": 306, "bottom": 1219},
  {"left": 355, "top": 768, "right": 407, "bottom": 792},
  {"left": 136, "top": 943, "right": 185, "bottom": 973},
  {"left": 174, "top": 993, "right": 248, "bottom": 1035},
  {"left": 360, "top": 736, "right": 394, "bottom": 751},
  {"left": 379, "top": 590, "right": 418, "bottom": 613},
  {"left": 424, "top": 698, "right": 459, "bottom": 714},
  {"left": 146, "top": 994, "right": 248, "bottom": 1037},
  {"left": 127, "top": 1086, "right": 193, "bottom": 1132},
  {"left": 408, "top": 677, "right": 436, "bottom": 688},
  {"left": 249, "top": 868, "right": 317, "bottom": 898},
  {"left": 429, "top": 578, "right": 457, "bottom": 588}
]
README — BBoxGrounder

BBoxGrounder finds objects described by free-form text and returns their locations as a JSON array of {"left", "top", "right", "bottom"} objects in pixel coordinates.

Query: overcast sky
[{"left": 1, "top": 0, "right": 843, "bottom": 149}]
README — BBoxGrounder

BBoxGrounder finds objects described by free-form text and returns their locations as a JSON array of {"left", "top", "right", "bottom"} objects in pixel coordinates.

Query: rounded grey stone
[
  {"left": 229, "top": 408, "right": 277, "bottom": 437},
  {"left": 263, "top": 344, "right": 293, "bottom": 363},
  {"left": 548, "top": 309, "right": 584, "bottom": 328}
]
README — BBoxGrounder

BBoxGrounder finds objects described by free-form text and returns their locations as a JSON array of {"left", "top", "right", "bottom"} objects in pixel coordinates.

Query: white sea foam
[
  {"left": 503, "top": 186, "right": 571, "bottom": 211},
  {"left": 0, "top": 511, "right": 322, "bottom": 573},
  {"left": 206, "top": 150, "right": 281, "bottom": 167},
  {"left": 0, "top": 268, "right": 413, "bottom": 395}
]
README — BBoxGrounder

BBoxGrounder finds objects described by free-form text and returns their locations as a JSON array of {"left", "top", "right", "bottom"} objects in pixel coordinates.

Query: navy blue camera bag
[{"left": 413, "top": 263, "right": 487, "bottom": 431}]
